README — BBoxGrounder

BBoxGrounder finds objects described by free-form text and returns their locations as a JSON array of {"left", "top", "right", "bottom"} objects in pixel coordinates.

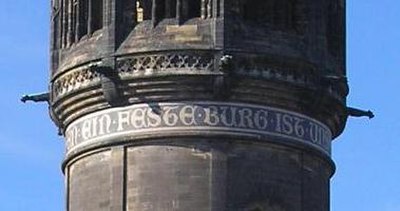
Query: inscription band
[{"left": 65, "top": 102, "right": 332, "bottom": 156}]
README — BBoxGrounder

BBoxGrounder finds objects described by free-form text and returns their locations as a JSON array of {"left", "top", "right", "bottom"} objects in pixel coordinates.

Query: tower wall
[
  {"left": 49, "top": 0, "right": 347, "bottom": 210},
  {"left": 66, "top": 140, "right": 332, "bottom": 211}
]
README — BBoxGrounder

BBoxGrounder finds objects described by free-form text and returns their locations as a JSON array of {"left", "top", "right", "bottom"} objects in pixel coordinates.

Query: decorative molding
[
  {"left": 116, "top": 53, "right": 215, "bottom": 75},
  {"left": 51, "top": 53, "right": 345, "bottom": 138},
  {"left": 52, "top": 64, "right": 101, "bottom": 101},
  {"left": 65, "top": 102, "right": 332, "bottom": 157},
  {"left": 51, "top": 53, "right": 321, "bottom": 102},
  {"left": 52, "top": 52, "right": 216, "bottom": 101}
]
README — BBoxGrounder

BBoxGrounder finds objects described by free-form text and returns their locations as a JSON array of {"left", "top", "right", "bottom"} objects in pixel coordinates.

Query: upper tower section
[
  {"left": 50, "top": 0, "right": 345, "bottom": 75},
  {"left": 224, "top": 0, "right": 346, "bottom": 76},
  {"left": 49, "top": 0, "right": 348, "bottom": 138},
  {"left": 50, "top": 0, "right": 224, "bottom": 75}
]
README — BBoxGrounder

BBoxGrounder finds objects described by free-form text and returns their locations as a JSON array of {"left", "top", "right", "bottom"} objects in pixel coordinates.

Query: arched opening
[
  {"left": 52, "top": 0, "right": 61, "bottom": 49},
  {"left": 182, "top": 0, "right": 201, "bottom": 20},
  {"left": 123, "top": 0, "right": 200, "bottom": 27},
  {"left": 61, "top": 0, "right": 69, "bottom": 47},
  {"left": 71, "top": 0, "right": 78, "bottom": 43},
  {"left": 51, "top": 0, "right": 61, "bottom": 70},
  {"left": 155, "top": 0, "right": 166, "bottom": 21},
  {"left": 188, "top": 0, "right": 201, "bottom": 18},
  {"left": 59, "top": 0, "right": 104, "bottom": 48},
  {"left": 164, "top": 0, "right": 177, "bottom": 19},
  {"left": 78, "top": 0, "right": 89, "bottom": 39},
  {"left": 122, "top": 0, "right": 178, "bottom": 33},
  {"left": 91, "top": 0, "right": 103, "bottom": 32}
]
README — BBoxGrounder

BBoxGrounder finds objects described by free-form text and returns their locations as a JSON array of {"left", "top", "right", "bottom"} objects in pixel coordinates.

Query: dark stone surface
[
  {"left": 67, "top": 151, "right": 112, "bottom": 211},
  {"left": 64, "top": 140, "right": 333, "bottom": 210},
  {"left": 49, "top": 1, "right": 347, "bottom": 210}
]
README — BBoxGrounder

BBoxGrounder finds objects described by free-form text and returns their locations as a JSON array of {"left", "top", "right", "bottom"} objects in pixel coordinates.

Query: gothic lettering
[
  {"left": 131, "top": 108, "right": 147, "bottom": 129},
  {"left": 204, "top": 106, "right": 220, "bottom": 126},
  {"left": 65, "top": 102, "right": 332, "bottom": 155},
  {"left": 238, "top": 108, "right": 254, "bottom": 129},
  {"left": 147, "top": 108, "right": 162, "bottom": 127},
  {"left": 179, "top": 106, "right": 197, "bottom": 126},
  {"left": 221, "top": 106, "right": 238, "bottom": 127},
  {"left": 254, "top": 110, "right": 268, "bottom": 130},
  {"left": 117, "top": 111, "right": 131, "bottom": 131},
  {"left": 163, "top": 106, "right": 179, "bottom": 126},
  {"left": 98, "top": 114, "right": 112, "bottom": 135}
]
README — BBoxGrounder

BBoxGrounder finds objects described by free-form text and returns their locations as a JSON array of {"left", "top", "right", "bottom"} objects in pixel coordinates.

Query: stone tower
[{"left": 47, "top": 0, "right": 348, "bottom": 210}]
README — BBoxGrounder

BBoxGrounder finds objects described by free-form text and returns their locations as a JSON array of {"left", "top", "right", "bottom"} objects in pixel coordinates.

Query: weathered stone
[{"left": 48, "top": 0, "right": 347, "bottom": 210}]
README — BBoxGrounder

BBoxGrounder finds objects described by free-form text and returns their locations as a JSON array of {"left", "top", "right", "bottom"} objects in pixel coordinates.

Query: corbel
[
  {"left": 213, "top": 54, "right": 233, "bottom": 99},
  {"left": 90, "top": 61, "right": 127, "bottom": 107}
]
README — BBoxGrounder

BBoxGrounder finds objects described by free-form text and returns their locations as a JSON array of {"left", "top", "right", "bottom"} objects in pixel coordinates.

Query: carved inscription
[{"left": 65, "top": 102, "right": 332, "bottom": 155}]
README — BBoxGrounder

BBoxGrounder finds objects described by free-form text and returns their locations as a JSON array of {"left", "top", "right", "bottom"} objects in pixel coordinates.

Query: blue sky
[{"left": 0, "top": 0, "right": 399, "bottom": 210}]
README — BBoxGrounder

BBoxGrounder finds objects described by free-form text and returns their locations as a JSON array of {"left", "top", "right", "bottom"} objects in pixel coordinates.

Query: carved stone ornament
[{"left": 65, "top": 101, "right": 332, "bottom": 157}]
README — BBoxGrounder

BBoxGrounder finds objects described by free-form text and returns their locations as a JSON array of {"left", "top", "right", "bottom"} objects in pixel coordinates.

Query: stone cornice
[{"left": 50, "top": 52, "right": 347, "bottom": 138}]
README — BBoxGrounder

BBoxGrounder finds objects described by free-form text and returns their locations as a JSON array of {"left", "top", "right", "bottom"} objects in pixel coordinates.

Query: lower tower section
[{"left": 64, "top": 102, "right": 334, "bottom": 211}]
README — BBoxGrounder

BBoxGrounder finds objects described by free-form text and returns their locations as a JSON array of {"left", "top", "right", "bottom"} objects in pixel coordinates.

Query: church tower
[{"left": 46, "top": 0, "right": 348, "bottom": 210}]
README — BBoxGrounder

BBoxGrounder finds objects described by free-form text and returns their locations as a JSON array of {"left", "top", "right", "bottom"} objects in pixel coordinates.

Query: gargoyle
[
  {"left": 347, "top": 107, "right": 375, "bottom": 119},
  {"left": 21, "top": 92, "right": 49, "bottom": 103}
]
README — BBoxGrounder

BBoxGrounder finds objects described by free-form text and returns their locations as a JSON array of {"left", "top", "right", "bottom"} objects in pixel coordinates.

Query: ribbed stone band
[{"left": 65, "top": 101, "right": 332, "bottom": 157}]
